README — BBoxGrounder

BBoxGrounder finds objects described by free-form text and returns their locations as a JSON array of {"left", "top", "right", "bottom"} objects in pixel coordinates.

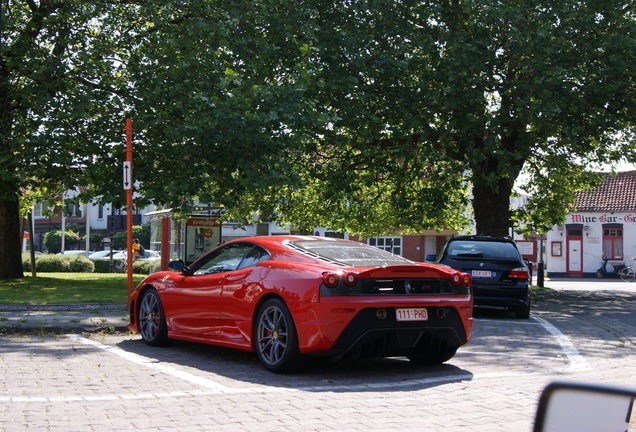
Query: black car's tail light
[{"left": 509, "top": 267, "right": 529, "bottom": 280}]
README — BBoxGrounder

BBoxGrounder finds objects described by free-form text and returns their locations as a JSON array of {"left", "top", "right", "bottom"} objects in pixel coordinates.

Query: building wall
[{"left": 546, "top": 211, "right": 636, "bottom": 276}]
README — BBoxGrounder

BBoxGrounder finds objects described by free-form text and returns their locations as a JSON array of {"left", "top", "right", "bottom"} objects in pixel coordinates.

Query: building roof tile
[{"left": 574, "top": 171, "right": 636, "bottom": 212}]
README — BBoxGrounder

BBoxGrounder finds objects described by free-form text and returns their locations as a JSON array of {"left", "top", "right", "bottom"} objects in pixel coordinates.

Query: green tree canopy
[
  {"left": 287, "top": 0, "right": 636, "bottom": 236},
  {"left": 2, "top": 0, "right": 635, "bottom": 279},
  {"left": 43, "top": 230, "right": 80, "bottom": 254}
]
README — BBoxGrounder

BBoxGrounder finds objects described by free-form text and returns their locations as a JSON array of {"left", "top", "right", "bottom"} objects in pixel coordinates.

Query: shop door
[{"left": 566, "top": 229, "right": 583, "bottom": 276}]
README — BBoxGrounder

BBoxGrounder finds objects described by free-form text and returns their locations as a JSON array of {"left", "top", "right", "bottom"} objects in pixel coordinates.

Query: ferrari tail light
[
  {"left": 450, "top": 272, "right": 462, "bottom": 286},
  {"left": 322, "top": 272, "right": 339, "bottom": 288},
  {"left": 450, "top": 272, "right": 471, "bottom": 287},
  {"left": 322, "top": 271, "right": 358, "bottom": 288},
  {"left": 510, "top": 267, "right": 529, "bottom": 280}
]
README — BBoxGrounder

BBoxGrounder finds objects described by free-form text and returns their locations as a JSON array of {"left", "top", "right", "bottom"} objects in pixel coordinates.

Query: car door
[
  {"left": 220, "top": 245, "right": 272, "bottom": 332},
  {"left": 163, "top": 243, "right": 255, "bottom": 337}
]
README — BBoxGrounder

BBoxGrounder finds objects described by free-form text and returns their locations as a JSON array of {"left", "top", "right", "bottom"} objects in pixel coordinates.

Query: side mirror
[
  {"left": 425, "top": 254, "right": 438, "bottom": 262},
  {"left": 534, "top": 381, "right": 636, "bottom": 432},
  {"left": 168, "top": 259, "right": 186, "bottom": 272}
]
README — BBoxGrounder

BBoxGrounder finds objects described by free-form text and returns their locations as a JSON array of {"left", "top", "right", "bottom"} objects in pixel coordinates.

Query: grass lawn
[{"left": 0, "top": 273, "right": 146, "bottom": 305}]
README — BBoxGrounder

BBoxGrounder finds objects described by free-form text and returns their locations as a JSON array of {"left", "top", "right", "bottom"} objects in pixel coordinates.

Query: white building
[
  {"left": 545, "top": 171, "right": 636, "bottom": 277},
  {"left": 28, "top": 188, "right": 155, "bottom": 253}
]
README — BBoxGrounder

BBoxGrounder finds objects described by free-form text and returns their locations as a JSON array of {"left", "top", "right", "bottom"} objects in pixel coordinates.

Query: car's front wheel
[
  {"left": 254, "top": 298, "right": 302, "bottom": 373},
  {"left": 138, "top": 288, "right": 169, "bottom": 346}
]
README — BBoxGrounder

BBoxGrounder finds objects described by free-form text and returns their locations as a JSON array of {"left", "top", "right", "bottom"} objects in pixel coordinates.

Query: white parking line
[
  {"left": 66, "top": 334, "right": 235, "bottom": 392},
  {"left": 0, "top": 319, "right": 589, "bottom": 404},
  {"left": 475, "top": 316, "right": 590, "bottom": 371},
  {"left": 532, "top": 316, "right": 590, "bottom": 371}
]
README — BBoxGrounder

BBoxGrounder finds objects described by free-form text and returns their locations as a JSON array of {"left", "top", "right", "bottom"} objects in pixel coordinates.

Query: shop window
[
  {"left": 369, "top": 237, "right": 402, "bottom": 256},
  {"left": 602, "top": 226, "right": 623, "bottom": 260}
]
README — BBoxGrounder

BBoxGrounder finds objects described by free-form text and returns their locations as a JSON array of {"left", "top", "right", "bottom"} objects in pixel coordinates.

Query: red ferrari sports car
[{"left": 128, "top": 236, "right": 473, "bottom": 373}]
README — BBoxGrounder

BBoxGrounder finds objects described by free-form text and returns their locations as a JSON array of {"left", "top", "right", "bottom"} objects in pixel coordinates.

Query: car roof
[
  {"left": 448, "top": 235, "right": 516, "bottom": 243},
  {"left": 219, "top": 236, "right": 411, "bottom": 267},
  {"left": 224, "top": 235, "right": 351, "bottom": 247}
]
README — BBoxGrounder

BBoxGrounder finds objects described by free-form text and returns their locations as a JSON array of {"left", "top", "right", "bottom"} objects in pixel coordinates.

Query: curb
[{"left": 0, "top": 303, "right": 129, "bottom": 334}]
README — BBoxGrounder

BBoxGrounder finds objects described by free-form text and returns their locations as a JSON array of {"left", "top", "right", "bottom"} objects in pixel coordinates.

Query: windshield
[
  {"left": 290, "top": 240, "right": 413, "bottom": 267},
  {"left": 446, "top": 240, "right": 521, "bottom": 260}
]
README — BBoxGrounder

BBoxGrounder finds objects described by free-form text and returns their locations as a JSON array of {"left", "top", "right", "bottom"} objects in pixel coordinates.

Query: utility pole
[{"left": 124, "top": 118, "right": 133, "bottom": 295}]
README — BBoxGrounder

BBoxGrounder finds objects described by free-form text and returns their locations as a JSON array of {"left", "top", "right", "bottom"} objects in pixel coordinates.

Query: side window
[
  {"left": 238, "top": 246, "right": 271, "bottom": 270},
  {"left": 192, "top": 243, "right": 254, "bottom": 275}
]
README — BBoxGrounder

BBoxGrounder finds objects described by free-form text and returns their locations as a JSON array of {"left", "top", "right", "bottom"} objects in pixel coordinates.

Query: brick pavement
[{"left": 1, "top": 287, "right": 635, "bottom": 432}]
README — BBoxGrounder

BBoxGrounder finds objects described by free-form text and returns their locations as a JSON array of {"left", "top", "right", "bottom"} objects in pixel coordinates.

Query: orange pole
[{"left": 125, "top": 118, "right": 133, "bottom": 296}]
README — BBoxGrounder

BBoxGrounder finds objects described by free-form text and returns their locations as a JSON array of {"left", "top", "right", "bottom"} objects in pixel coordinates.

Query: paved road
[{"left": 1, "top": 280, "right": 635, "bottom": 431}]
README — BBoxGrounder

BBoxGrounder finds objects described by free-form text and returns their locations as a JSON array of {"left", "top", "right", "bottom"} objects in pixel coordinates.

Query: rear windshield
[
  {"left": 445, "top": 240, "right": 521, "bottom": 260},
  {"left": 290, "top": 240, "right": 412, "bottom": 267}
]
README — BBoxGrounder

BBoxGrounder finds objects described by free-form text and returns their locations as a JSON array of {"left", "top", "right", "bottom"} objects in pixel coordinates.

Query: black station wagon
[{"left": 431, "top": 236, "right": 531, "bottom": 319}]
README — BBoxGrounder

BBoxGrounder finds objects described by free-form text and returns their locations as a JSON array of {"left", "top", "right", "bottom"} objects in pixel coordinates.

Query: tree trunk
[
  {"left": 0, "top": 190, "right": 24, "bottom": 279},
  {"left": 471, "top": 178, "right": 514, "bottom": 237}
]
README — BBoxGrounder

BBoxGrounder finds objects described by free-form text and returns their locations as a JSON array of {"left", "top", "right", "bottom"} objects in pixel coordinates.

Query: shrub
[
  {"left": 69, "top": 256, "right": 95, "bottom": 273},
  {"left": 43, "top": 230, "right": 80, "bottom": 254},
  {"left": 22, "top": 254, "right": 33, "bottom": 272},
  {"left": 21, "top": 254, "right": 94, "bottom": 273},
  {"left": 133, "top": 259, "right": 161, "bottom": 275},
  {"left": 92, "top": 259, "right": 114, "bottom": 273},
  {"left": 34, "top": 254, "right": 71, "bottom": 272}
]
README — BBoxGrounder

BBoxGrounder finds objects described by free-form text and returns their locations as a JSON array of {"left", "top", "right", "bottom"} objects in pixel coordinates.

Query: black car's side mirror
[
  {"left": 425, "top": 254, "right": 438, "bottom": 262},
  {"left": 534, "top": 381, "right": 636, "bottom": 432}
]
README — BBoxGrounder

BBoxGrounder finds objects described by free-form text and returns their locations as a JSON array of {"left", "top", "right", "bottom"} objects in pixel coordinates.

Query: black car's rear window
[
  {"left": 446, "top": 240, "right": 521, "bottom": 260},
  {"left": 289, "top": 240, "right": 412, "bottom": 267}
]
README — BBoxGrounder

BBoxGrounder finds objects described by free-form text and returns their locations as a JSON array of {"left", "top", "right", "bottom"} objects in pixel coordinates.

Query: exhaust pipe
[{"left": 436, "top": 307, "right": 448, "bottom": 319}]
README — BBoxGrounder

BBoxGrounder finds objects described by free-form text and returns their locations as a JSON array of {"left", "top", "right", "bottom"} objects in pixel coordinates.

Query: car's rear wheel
[
  {"left": 408, "top": 334, "right": 459, "bottom": 365},
  {"left": 255, "top": 298, "right": 302, "bottom": 373},
  {"left": 138, "top": 288, "right": 169, "bottom": 346},
  {"left": 515, "top": 305, "right": 531, "bottom": 319},
  {"left": 409, "top": 346, "right": 458, "bottom": 365}
]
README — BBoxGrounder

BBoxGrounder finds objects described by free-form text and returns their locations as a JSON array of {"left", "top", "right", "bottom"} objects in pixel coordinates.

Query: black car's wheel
[
  {"left": 138, "top": 288, "right": 169, "bottom": 346},
  {"left": 515, "top": 305, "right": 531, "bottom": 319},
  {"left": 515, "top": 292, "right": 532, "bottom": 319},
  {"left": 255, "top": 298, "right": 302, "bottom": 373}
]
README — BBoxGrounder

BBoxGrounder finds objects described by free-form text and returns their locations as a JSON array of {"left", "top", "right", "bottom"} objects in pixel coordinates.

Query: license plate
[
  {"left": 472, "top": 270, "right": 492, "bottom": 278},
  {"left": 396, "top": 308, "right": 428, "bottom": 321}
]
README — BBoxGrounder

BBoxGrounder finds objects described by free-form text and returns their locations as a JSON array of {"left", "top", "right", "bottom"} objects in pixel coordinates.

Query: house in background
[
  {"left": 26, "top": 188, "right": 155, "bottom": 253},
  {"left": 546, "top": 171, "right": 636, "bottom": 277},
  {"left": 27, "top": 185, "right": 538, "bottom": 263}
]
